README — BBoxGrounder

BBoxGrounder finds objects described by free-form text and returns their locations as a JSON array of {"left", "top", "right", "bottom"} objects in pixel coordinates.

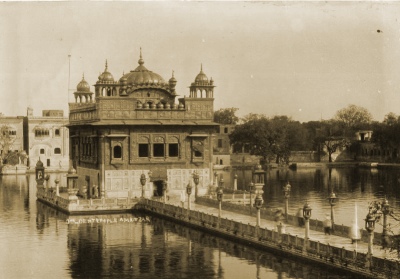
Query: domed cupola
[
  {"left": 119, "top": 71, "right": 128, "bottom": 96},
  {"left": 123, "top": 48, "right": 166, "bottom": 86},
  {"left": 195, "top": 64, "right": 208, "bottom": 85},
  {"left": 189, "top": 64, "right": 215, "bottom": 98},
  {"left": 73, "top": 73, "right": 94, "bottom": 103},
  {"left": 98, "top": 60, "right": 114, "bottom": 83},
  {"left": 77, "top": 74, "right": 90, "bottom": 92}
]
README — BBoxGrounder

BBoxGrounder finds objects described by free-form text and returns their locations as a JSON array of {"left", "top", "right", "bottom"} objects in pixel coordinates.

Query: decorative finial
[
  {"left": 138, "top": 47, "right": 144, "bottom": 65},
  {"left": 82, "top": 73, "right": 85, "bottom": 80},
  {"left": 201, "top": 63, "right": 203, "bottom": 72},
  {"left": 172, "top": 70, "right": 174, "bottom": 77},
  {"left": 105, "top": 59, "right": 108, "bottom": 70}
]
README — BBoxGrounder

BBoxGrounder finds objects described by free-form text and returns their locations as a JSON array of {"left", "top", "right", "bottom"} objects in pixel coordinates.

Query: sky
[{"left": 1, "top": 1, "right": 400, "bottom": 123}]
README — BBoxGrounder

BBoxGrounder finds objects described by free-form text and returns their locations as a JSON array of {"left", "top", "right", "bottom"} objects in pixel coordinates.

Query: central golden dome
[{"left": 122, "top": 50, "right": 166, "bottom": 86}]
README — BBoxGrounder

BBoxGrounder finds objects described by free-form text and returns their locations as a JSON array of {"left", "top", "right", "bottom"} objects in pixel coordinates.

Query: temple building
[{"left": 68, "top": 50, "right": 218, "bottom": 199}]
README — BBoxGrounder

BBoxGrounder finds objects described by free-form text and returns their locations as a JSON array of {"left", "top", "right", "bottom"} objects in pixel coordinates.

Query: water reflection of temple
[{"left": 65, "top": 216, "right": 215, "bottom": 277}]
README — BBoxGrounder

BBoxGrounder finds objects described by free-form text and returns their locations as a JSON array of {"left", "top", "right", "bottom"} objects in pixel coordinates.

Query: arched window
[
  {"left": 40, "top": 148, "right": 45, "bottom": 155},
  {"left": 54, "top": 148, "right": 61, "bottom": 154},
  {"left": 113, "top": 145, "right": 122, "bottom": 159}
]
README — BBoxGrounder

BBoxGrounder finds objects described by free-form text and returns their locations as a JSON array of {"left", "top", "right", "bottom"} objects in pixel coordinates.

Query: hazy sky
[{"left": 1, "top": 1, "right": 400, "bottom": 122}]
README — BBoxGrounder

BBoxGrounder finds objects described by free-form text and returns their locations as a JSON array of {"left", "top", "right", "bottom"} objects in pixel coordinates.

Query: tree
[
  {"left": 334, "top": 104, "right": 373, "bottom": 134},
  {"left": 0, "top": 125, "right": 16, "bottom": 164},
  {"left": 383, "top": 112, "right": 400, "bottom": 126},
  {"left": 311, "top": 120, "right": 350, "bottom": 162},
  {"left": 229, "top": 114, "right": 307, "bottom": 164},
  {"left": 371, "top": 114, "right": 400, "bottom": 161},
  {"left": 214, "top": 108, "right": 239, "bottom": 124}
]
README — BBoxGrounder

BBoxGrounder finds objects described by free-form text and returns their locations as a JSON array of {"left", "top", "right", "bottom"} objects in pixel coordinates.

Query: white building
[{"left": 26, "top": 107, "right": 69, "bottom": 171}]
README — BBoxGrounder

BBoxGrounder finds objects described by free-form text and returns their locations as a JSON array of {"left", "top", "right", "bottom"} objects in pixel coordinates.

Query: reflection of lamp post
[
  {"left": 283, "top": 182, "right": 291, "bottom": 222},
  {"left": 140, "top": 174, "right": 146, "bottom": 198},
  {"left": 217, "top": 186, "right": 223, "bottom": 229},
  {"left": 186, "top": 182, "right": 192, "bottom": 219},
  {"left": 303, "top": 201, "right": 312, "bottom": 249},
  {"left": 365, "top": 211, "right": 376, "bottom": 260},
  {"left": 382, "top": 197, "right": 390, "bottom": 241},
  {"left": 327, "top": 191, "right": 338, "bottom": 232},
  {"left": 193, "top": 170, "right": 199, "bottom": 200}
]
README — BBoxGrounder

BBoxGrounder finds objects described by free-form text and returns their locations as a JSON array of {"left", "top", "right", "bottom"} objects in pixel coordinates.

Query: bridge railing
[
  {"left": 196, "top": 196, "right": 386, "bottom": 245},
  {"left": 138, "top": 199, "right": 399, "bottom": 278}
]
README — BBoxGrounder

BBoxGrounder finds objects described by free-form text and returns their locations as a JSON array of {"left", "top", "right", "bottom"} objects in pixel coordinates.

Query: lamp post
[
  {"left": 162, "top": 180, "right": 168, "bottom": 204},
  {"left": 327, "top": 191, "right": 338, "bottom": 232},
  {"left": 55, "top": 178, "right": 60, "bottom": 196},
  {"left": 365, "top": 211, "right": 376, "bottom": 265},
  {"left": 217, "top": 186, "right": 223, "bottom": 229},
  {"left": 249, "top": 182, "right": 255, "bottom": 215},
  {"left": 303, "top": 201, "right": 312, "bottom": 248},
  {"left": 67, "top": 166, "right": 78, "bottom": 200},
  {"left": 35, "top": 159, "right": 45, "bottom": 187},
  {"left": 44, "top": 175, "right": 50, "bottom": 192},
  {"left": 193, "top": 170, "right": 200, "bottom": 200},
  {"left": 283, "top": 182, "right": 291, "bottom": 222},
  {"left": 140, "top": 174, "right": 146, "bottom": 198},
  {"left": 382, "top": 197, "right": 390, "bottom": 241},
  {"left": 186, "top": 182, "right": 192, "bottom": 219},
  {"left": 254, "top": 193, "right": 264, "bottom": 229}
]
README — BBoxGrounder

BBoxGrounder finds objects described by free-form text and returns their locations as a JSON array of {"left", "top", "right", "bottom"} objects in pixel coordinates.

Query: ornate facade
[{"left": 68, "top": 50, "right": 218, "bottom": 199}]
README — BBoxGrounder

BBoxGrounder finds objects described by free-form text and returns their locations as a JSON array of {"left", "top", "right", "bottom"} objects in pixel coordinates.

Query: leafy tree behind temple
[
  {"left": 214, "top": 108, "right": 239, "bottom": 124},
  {"left": 372, "top": 112, "right": 400, "bottom": 157},
  {"left": 229, "top": 114, "right": 310, "bottom": 164},
  {"left": 334, "top": 104, "right": 373, "bottom": 136}
]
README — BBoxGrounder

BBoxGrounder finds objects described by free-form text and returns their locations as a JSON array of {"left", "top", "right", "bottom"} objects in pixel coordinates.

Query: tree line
[{"left": 214, "top": 105, "right": 400, "bottom": 163}]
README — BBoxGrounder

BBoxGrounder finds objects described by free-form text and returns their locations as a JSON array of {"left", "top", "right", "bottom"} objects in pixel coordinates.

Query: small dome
[
  {"left": 119, "top": 73, "right": 128, "bottom": 84},
  {"left": 98, "top": 60, "right": 114, "bottom": 82},
  {"left": 77, "top": 74, "right": 90, "bottom": 92},
  {"left": 169, "top": 71, "right": 177, "bottom": 83},
  {"left": 195, "top": 64, "right": 208, "bottom": 83}
]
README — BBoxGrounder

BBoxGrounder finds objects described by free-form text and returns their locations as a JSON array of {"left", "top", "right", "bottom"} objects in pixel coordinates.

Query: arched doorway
[{"left": 153, "top": 180, "right": 164, "bottom": 197}]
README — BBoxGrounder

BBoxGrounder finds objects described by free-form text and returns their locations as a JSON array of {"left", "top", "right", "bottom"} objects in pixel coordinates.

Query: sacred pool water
[{"left": 1, "top": 167, "right": 397, "bottom": 278}]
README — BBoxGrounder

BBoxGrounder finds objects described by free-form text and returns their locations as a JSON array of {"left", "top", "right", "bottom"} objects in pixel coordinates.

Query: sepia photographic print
[{"left": 1, "top": 1, "right": 400, "bottom": 278}]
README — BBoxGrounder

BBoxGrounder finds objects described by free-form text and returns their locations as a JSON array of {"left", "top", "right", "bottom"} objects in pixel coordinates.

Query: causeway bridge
[{"left": 135, "top": 196, "right": 399, "bottom": 279}]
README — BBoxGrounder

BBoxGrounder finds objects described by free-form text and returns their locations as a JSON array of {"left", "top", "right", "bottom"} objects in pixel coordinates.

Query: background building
[
  {"left": 26, "top": 107, "right": 69, "bottom": 171},
  {"left": 0, "top": 115, "right": 25, "bottom": 165},
  {"left": 213, "top": 124, "right": 234, "bottom": 168}
]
